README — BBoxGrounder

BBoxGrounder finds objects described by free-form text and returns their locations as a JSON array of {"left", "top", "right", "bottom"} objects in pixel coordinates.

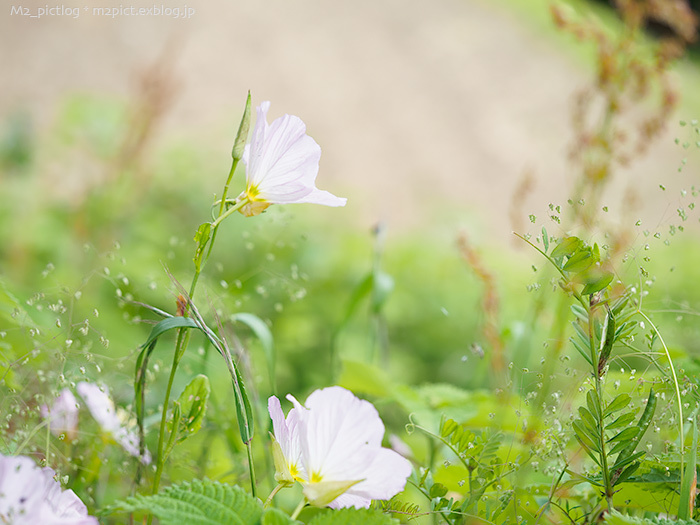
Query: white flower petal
[
  {"left": 76, "top": 382, "right": 121, "bottom": 434},
  {"left": 299, "top": 387, "right": 385, "bottom": 481},
  {"left": 0, "top": 454, "right": 98, "bottom": 525},
  {"left": 337, "top": 447, "right": 413, "bottom": 505},
  {"left": 268, "top": 396, "right": 305, "bottom": 481},
  {"left": 76, "top": 382, "right": 150, "bottom": 464},
  {"left": 41, "top": 388, "right": 79, "bottom": 440},
  {"left": 241, "top": 102, "right": 345, "bottom": 211}
]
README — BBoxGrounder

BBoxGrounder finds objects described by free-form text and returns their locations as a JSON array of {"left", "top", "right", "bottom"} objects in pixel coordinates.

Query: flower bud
[{"left": 231, "top": 91, "right": 252, "bottom": 161}]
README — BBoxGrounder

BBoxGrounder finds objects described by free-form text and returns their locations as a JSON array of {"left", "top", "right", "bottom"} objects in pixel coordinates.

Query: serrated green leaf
[
  {"left": 262, "top": 508, "right": 300, "bottom": 525},
  {"left": 109, "top": 479, "right": 261, "bottom": 524},
  {"left": 604, "top": 510, "right": 653, "bottom": 524},
  {"left": 604, "top": 394, "right": 631, "bottom": 418},
  {"left": 307, "top": 508, "right": 400, "bottom": 525},
  {"left": 231, "top": 312, "right": 276, "bottom": 394}
]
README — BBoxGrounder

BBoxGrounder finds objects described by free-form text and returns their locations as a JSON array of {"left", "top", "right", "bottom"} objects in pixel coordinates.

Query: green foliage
[
  {"left": 605, "top": 510, "right": 700, "bottom": 525},
  {"left": 307, "top": 508, "right": 399, "bottom": 525},
  {"left": 109, "top": 479, "right": 297, "bottom": 524},
  {"left": 169, "top": 374, "right": 210, "bottom": 445}
]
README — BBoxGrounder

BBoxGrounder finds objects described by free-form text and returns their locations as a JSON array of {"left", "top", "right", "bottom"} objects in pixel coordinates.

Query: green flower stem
[
  {"left": 588, "top": 302, "right": 614, "bottom": 511},
  {"left": 636, "top": 309, "right": 684, "bottom": 492},
  {"left": 151, "top": 327, "right": 191, "bottom": 497},
  {"left": 150, "top": 165, "right": 250, "bottom": 500},
  {"left": 246, "top": 441, "right": 257, "bottom": 499},
  {"left": 210, "top": 195, "right": 249, "bottom": 231},
  {"left": 263, "top": 482, "right": 286, "bottom": 508},
  {"left": 290, "top": 499, "right": 307, "bottom": 521}
]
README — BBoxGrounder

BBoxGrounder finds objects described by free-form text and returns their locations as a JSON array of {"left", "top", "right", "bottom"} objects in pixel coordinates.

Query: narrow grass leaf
[{"left": 232, "top": 312, "right": 276, "bottom": 395}]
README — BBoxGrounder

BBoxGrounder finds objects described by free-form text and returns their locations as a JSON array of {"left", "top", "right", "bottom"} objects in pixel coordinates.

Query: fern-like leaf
[
  {"left": 308, "top": 508, "right": 400, "bottom": 525},
  {"left": 107, "top": 479, "right": 291, "bottom": 525}
]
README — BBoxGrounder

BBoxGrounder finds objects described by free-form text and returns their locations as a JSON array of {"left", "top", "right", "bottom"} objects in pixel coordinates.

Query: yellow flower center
[{"left": 310, "top": 471, "right": 323, "bottom": 483}]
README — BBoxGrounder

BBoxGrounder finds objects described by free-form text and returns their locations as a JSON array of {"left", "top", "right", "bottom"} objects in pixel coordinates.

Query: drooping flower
[
  {"left": 76, "top": 382, "right": 151, "bottom": 465},
  {"left": 41, "top": 388, "right": 79, "bottom": 441},
  {"left": 237, "top": 101, "right": 347, "bottom": 217},
  {"left": 0, "top": 453, "right": 98, "bottom": 525},
  {"left": 268, "top": 386, "right": 412, "bottom": 509}
]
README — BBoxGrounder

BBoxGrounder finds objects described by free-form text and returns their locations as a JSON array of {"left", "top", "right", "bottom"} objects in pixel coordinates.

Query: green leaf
[
  {"left": 604, "top": 510, "right": 653, "bottom": 524},
  {"left": 578, "top": 407, "right": 598, "bottom": 434},
  {"left": 307, "top": 508, "right": 400, "bottom": 525},
  {"left": 262, "top": 508, "right": 300, "bottom": 525},
  {"left": 597, "top": 307, "right": 617, "bottom": 375},
  {"left": 604, "top": 394, "right": 631, "bottom": 418},
  {"left": 371, "top": 271, "right": 394, "bottom": 312},
  {"left": 611, "top": 450, "right": 645, "bottom": 473},
  {"left": 570, "top": 336, "right": 593, "bottom": 366},
  {"left": 429, "top": 482, "right": 448, "bottom": 498},
  {"left": 141, "top": 316, "right": 201, "bottom": 349},
  {"left": 109, "top": 479, "right": 262, "bottom": 524},
  {"left": 608, "top": 426, "right": 639, "bottom": 445},
  {"left": 613, "top": 388, "right": 656, "bottom": 470},
  {"left": 607, "top": 411, "right": 637, "bottom": 430},
  {"left": 231, "top": 312, "right": 276, "bottom": 394},
  {"left": 193, "top": 222, "right": 212, "bottom": 272},
  {"left": 573, "top": 419, "right": 600, "bottom": 453},
  {"left": 570, "top": 304, "right": 589, "bottom": 323},
  {"left": 586, "top": 389, "right": 602, "bottom": 422},
  {"left": 170, "top": 374, "right": 210, "bottom": 444},
  {"left": 581, "top": 270, "right": 614, "bottom": 296},
  {"left": 551, "top": 236, "right": 582, "bottom": 259},
  {"left": 338, "top": 359, "right": 394, "bottom": 398},
  {"left": 135, "top": 316, "right": 202, "bottom": 455},
  {"left": 562, "top": 249, "right": 595, "bottom": 273},
  {"left": 678, "top": 417, "right": 698, "bottom": 519},
  {"left": 541, "top": 227, "right": 549, "bottom": 253}
]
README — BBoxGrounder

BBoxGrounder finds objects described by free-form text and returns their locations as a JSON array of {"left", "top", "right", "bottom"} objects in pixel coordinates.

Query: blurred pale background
[{"left": 1, "top": 0, "right": 696, "bottom": 241}]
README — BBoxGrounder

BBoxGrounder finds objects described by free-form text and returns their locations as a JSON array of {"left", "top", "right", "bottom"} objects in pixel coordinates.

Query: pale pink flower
[
  {"left": 76, "top": 382, "right": 151, "bottom": 465},
  {"left": 237, "top": 101, "right": 346, "bottom": 217},
  {"left": 0, "top": 453, "right": 98, "bottom": 525},
  {"left": 41, "top": 388, "right": 79, "bottom": 440},
  {"left": 268, "top": 386, "right": 412, "bottom": 509}
]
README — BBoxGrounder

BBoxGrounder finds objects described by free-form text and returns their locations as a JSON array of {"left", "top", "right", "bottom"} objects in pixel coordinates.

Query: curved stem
[
  {"left": 152, "top": 328, "right": 191, "bottom": 495},
  {"left": 636, "top": 309, "right": 684, "bottom": 486},
  {"left": 290, "top": 499, "right": 307, "bottom": 521},
  {"left": 210, "top": 196, "right": 249, "bottom": 230},
  {"left": 263, "top": 483, "right": 286, "bottom": 508},
  {"left": 150, "top": 165, "right": 249, "bottom": 498}
]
